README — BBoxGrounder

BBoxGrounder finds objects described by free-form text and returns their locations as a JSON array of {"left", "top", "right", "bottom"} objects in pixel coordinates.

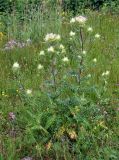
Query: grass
[{"left": 0, "top": 5, "right": 119, "bottom": 160}]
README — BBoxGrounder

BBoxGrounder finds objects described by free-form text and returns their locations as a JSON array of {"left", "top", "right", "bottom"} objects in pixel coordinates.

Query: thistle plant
[
  {"left": 44, "top": 33, "right": 61, "bottom": 90},
  {"left": 69, "top": 15, "right": 88, "bottom": 84},
  {"left": 0, "top": 6, "right": 118, "bottom": 159}
]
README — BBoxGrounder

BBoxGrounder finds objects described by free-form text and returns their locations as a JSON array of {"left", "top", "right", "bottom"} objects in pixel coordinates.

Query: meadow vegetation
[{"left": 0, "top": 2, "right": 119, "bottom": 160}]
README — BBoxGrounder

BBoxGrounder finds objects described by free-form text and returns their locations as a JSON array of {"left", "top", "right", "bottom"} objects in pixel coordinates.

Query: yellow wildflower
[
  {"left": 68, "top": 130, "right": 77, "bottom": 140},
  {"left": 45, "top": 141, "right": 52, "bottom": 150},
  {"left": 0, "top": 32, "right": 4, "bottom": 40},
  {"left": 98, "top": 121, "right": 108, "bottom": 129}
]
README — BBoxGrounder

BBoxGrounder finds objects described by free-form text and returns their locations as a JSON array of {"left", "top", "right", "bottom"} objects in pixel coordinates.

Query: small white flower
[
  {"left": 48, "top": 46, "right": 54, "bottom": 52},
  {"left": 95, "top": 34, "right": 100, "bottom": 38},
  {"left": 102, "top": 72, "right": 105, "bottom": 76},
  {"left": 26, "top": 38, "right": 32, "bottom": 44},
  {"left": 62, "top": 48, "right": 66, "bottom": 53},
  {"left": 45, "top": 33, "right": 61, "bottom": 42},
  {"left": 69, "top": 31, "right": 76, "bottom": 36},
  {"left": 87, "top": 27, "right": 93, "bottom": 32},
  {"left": 59, "top": 44, "right": 65, "bottom": 49},
  {"left": 39, "top": 50, "right": 45, "bottom": 56},
  {"left": 93, "top": 58, "right": 97, "bottom": 63},
  {"left": 105, "top": 70, "right": 110, "bottom": 75},
  {"left": 70, "top": 18, "right": 76, "bottom": 23},
  {"left": 26, "top": 89, "right": 32, "bottom": 95},
  {"left": 102, "top": 70, "right": 110, "bottom": 76},
  {"left": 75, "top": 16, "right": 87, "bottom": 25},
  {"left": 56, "top": 35, "right": 61, "bottom": 40},
  {"left": 37, "top": 64, "right": 43, "bottom": 70},
  {"left": 82, "top": 50, "right": 87, "bottom": 55},
  {"left": 12, "top": 62, "right": 20, "bottom": 70},
  {"left": 62, "top": 57, "right": 69, "bottom": 62},
  {"left": 78, "top": 55, "right": 82, "bottom": 59},
  {"left": 59, "top": 44, "right": 65, "bottom": 53},
  {"left": 87, "top": 74, "right": 91, "bottom": 78}
]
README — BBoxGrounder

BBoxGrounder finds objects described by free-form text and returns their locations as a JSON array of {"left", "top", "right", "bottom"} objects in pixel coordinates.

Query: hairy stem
[
  {"left": 51, "top": 56, "right": 57, "bottom": 91},
  {"left": 77, "top": 27, "right": 84, "bottom": 84}
]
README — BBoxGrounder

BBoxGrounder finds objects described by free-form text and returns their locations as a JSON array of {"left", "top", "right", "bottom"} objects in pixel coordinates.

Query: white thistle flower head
[
  {"left": 102, "top": 70, "right": 110, "bottom": 76},
  {"left": 59, "top": 44, "right": 65, "bottom": 49},
  {"left": 95, "top": 34, "right": 100, "bottom": 38},
  {"left": 93, "top": 58, "right": 97, "bottom": 63},
  {"left": 37, "top": 64, "right": 43, "bottom": 70},
  {"left": 75, "top": 16, "right": 87, "bottom": 25},
  {"left": 69, "top": 31, "right": 76, "bottom": 36},
  {"left": 87, "top": 27, "right": 93, "bottom": 32},
  {"left": 26, "top": 89, "right": 32, "bottom": 95},
  {"left": 12, "top": 62, "right": 20, "bottom": 70},
  {"left": 105, "top": 70, "right": 110, "bottom": 75},
  {"left": 70, "top": 18, "right": 76, "bottom": 23},
  {"left": 78, "top": 55, "right": 82, "bottom": 59},
  {"left": 47, "top": 46, "right": 54, "bottom": 52},
  {"left": 82, "top": 50, "right": 87, "bottom": 55},
  {"left": 102, "top": 72, "right": 105, "bottom": 76},
  {"left": 62, "top": 57, "right": 69, "bottom": 62},
  {"left": 62, "top": 48, "right": 66, "bottom": 53},
  {"left": 45, "top": 33, "right": 61, "bottom": 42},
  {"left": 87, "top": 74, "right": 91, "bottom": 78},
  {"left": 26, "top": 38, "right": 32, "bottom": 44},
  {"left": 39, "top": 50, "right": 45, "bottom": 56},
  {"left": 56, "top": 35, "right": 61, "bottom": 40}
]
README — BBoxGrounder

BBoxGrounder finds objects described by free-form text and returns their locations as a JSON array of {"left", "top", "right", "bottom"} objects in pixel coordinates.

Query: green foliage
[
  {"left": 0, "top": 0, "right": 119, "bottom": 14},
  {"left": 62, "top": 0, "right": 119, "bottom": 14},
  {"left": 102, "top": 0, "right": 119, "bottom": 14},
  {"left": 0, "top": 0, "right": 42, "bottom": 13}
]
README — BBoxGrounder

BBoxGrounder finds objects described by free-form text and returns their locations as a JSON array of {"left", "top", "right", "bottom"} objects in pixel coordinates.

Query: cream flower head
[
  {"left": 62, "top": 57, "right": 69, "bottom": 62},
  {"left": 95, "top": 34, "right": 100, "bottom": 38},
  {"left": 47, "top": 46, "right": 55, "bottom": 52},
  {"left": 26, "top": 89, "right": 32, "bottom": 95},
  {"left": 70, "top": 15, "right": 87, "bottom": 25},
  {"left": 45, "top": 33, "right": 61, "bottom": 42},
  {"left": 37, "top": 64, "right": 44, "bottom": 70},
  {"left": 70, "top": 31, "right": 76, "bottom": 36},
  {"left": 82, "top": 50, "right": 87, "bottom": 55},
  {"left": 93, "top": 58, "right": 97, "bottom": 63},
  {"left": 39, "top": 50, "right": 45, "bottom": 56},
  {"left": 87, "top": 27, "right": 93, "bottom": 32},
  {"left": 75, "top": 16, "right": 87, "bottom": 24},
  {"left": 59, "top": 44, "right": 65, "bottom": 49},
  {"left": 12, "top": 62, "right": 20, "bottom": 70}
]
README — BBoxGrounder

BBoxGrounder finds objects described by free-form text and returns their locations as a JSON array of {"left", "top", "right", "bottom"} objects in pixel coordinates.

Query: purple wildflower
[
  {"left": 3, "top": 38, "right": 31, "bottom": 50},
  {"left": 8, "top": 112, "right": 15, "bottom": 120}
]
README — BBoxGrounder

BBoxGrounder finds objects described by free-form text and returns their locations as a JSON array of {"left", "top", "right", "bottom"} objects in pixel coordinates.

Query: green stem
[
  {"left": 77, "top": 27, "right": 84, "bottom": 84},
  {"left": 51, "top": 56, "right": 57, "bottom": 91}
]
